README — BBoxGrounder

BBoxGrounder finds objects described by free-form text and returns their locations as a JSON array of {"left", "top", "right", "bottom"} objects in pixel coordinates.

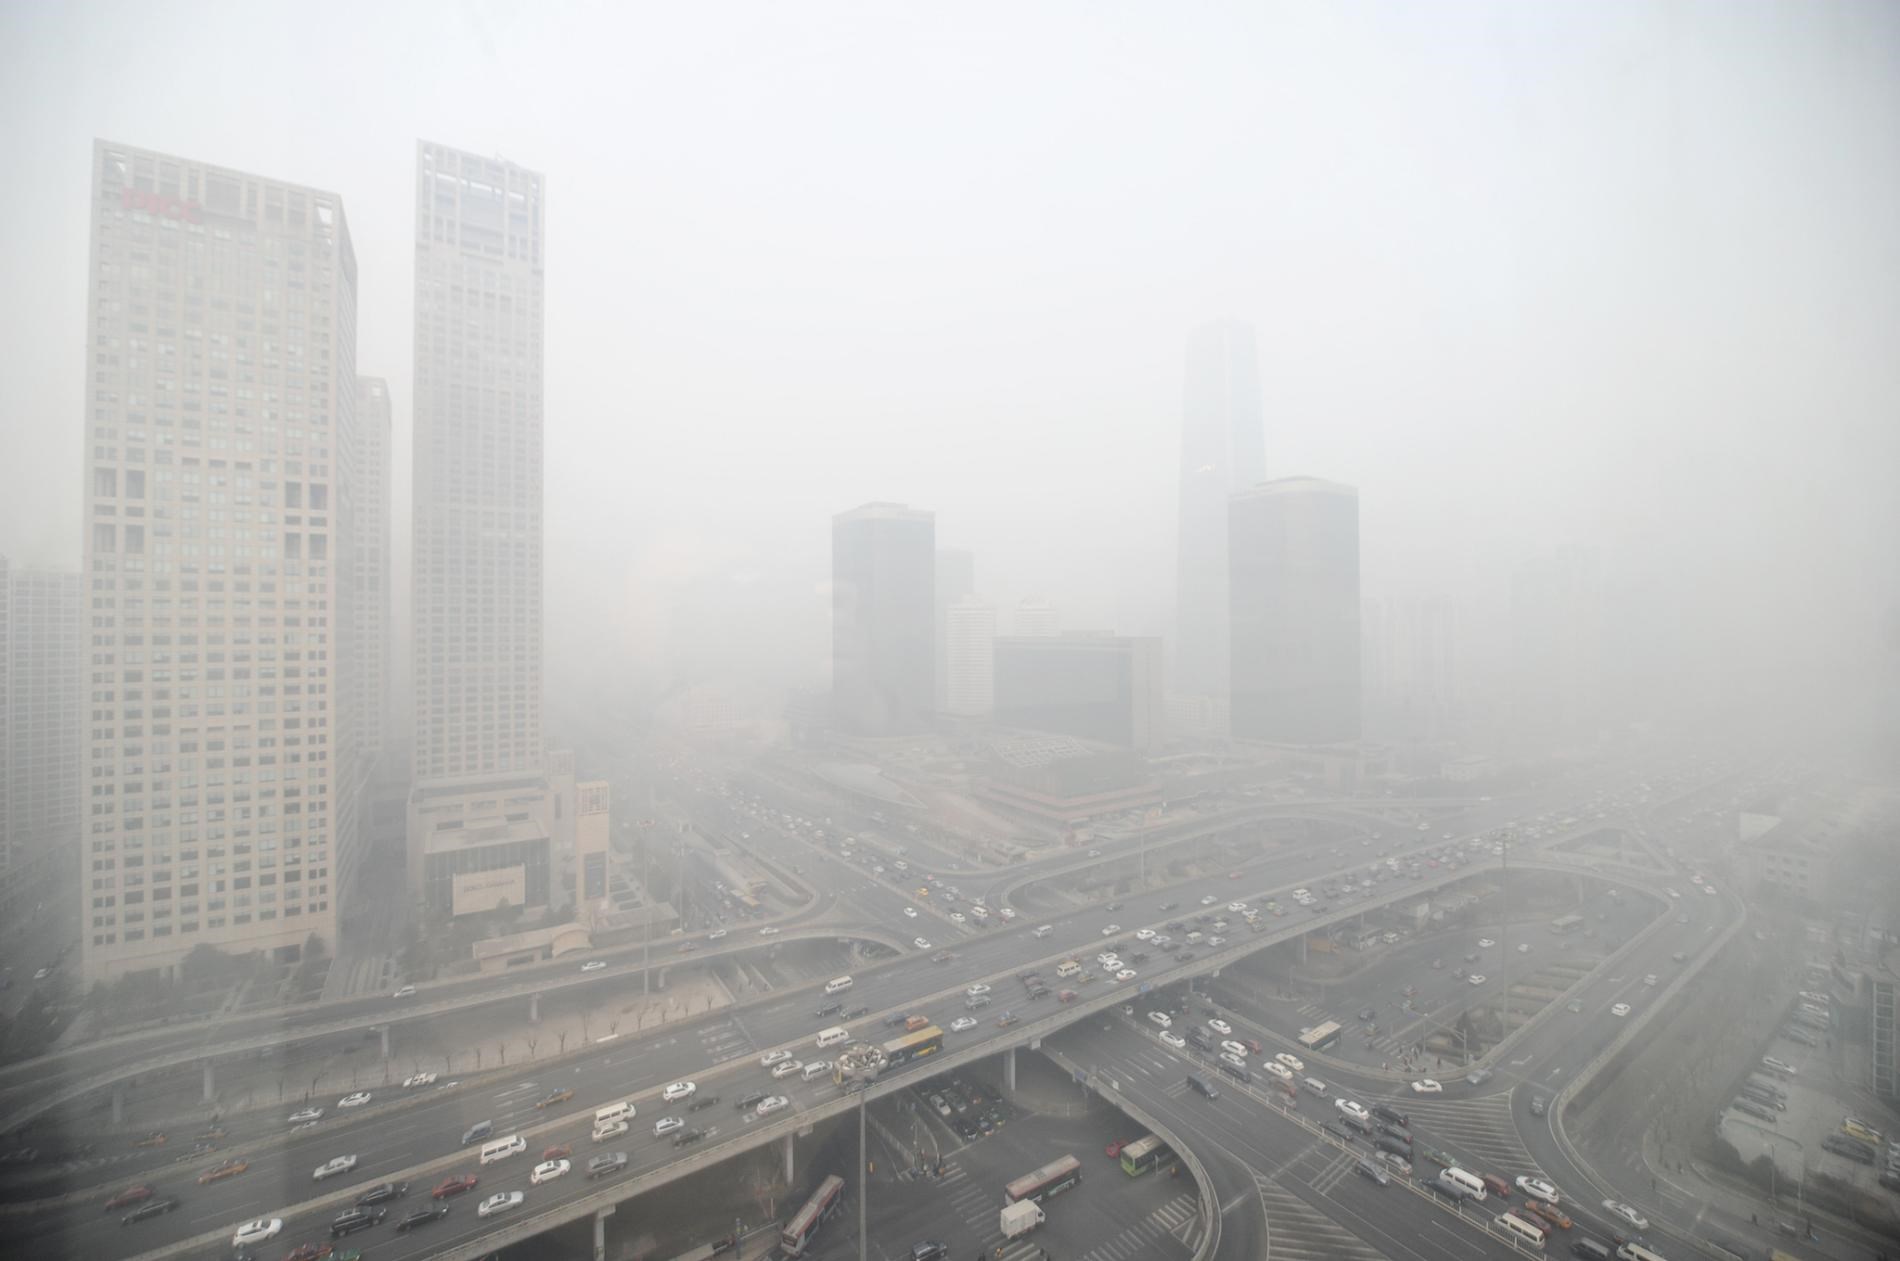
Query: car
[
  {"left": 755, "top": 1095, "right": 789, "bottom": 1116},
  {"left": 1275, "top": 1052, "right": 1304, "bottom": 1072},
  {"left": 283, "top": 1244, "right": 333, "bottom": 1261},
  {"left": 1262, "top": 1060, "right": 1293, "bottom": 1082},
  {"left": 121, "top": 1198, "right": 181, "bottom": 1225},
  {"left": 198, "top": 1158, "right": 250, "bottom": 1184},
  {"left": 1410, "top": 1078, "right": 1443, "bottom": 1094},
  {"left": 1105, "top": 1138, "right": 1129, "bottom": 1158},
  {"left": 432, "top": 1174, "right": 479, "bottom": 1199},
  {"left": 288, "top": 1107, "right": 325, "bottom": 1124},
  {"left": 1116, "top": 968, "right": 1138, "bottom": 982},
  {"left": 579, "top": 960, "right": 608, "bottom": 973},
  {"left": 330, "top": 1207, "right": 387, "bottom": 1237},
  {"left": 1478, "top": 938, "right": 1496, "bottom": 948},
  {"left": 736, "top": 1091, "right": 768, "bottom": 1111},
  {"left": 1516, "top": 1175, "right": 1559, "bottom": 1203},
  {"left": 392, "top": 985, "right": 417, "bottom": 999},
  {"left": 337, "top": 1092, "right": 372, "bottom": 1109},
  {"left": 1603, "top": 1200, "right": 1649, "bottom": 1231},
  {"left": 1703, "top": 884, "right": 1717, "bottom": 895},
  {"left": 537, "top": 1088, "right": 575, "bottom": 1109},
  {"left": 1221, "top": 1039, "right": 1247, "bottom": 1057},
  {"left": 395, "top": 1205, "right": 450, "bottom": 1232},
  {"left": 592, "top": 1118, "right": 630, "bottom": 1140},
  {"left": 903, "top": 906, "right": 919, "bottom": 919},
  {"left": 588, "top": 1152, "right": 630, "bottom": 1179},
  {"left": 1336, "top": 1098, "right": 1370, "bottom": 1122},
  {"left": 1468, "top": 974, "right": 1487, "bottom": 986},
  {"left": 950, "top": 1016, "right": 977, "bottom": 1032},
  {"left": 913, "top": 937, "right": 931, "bottom": 950},
  {"left": 1465, "top": 1066, "right": 1494, "bottom": 1086},
  {"left": 760, "top": 1049, "right": 793, "bottom": 1068},
  {"left": 949, "top": 911, "right": 967, "bottom": 923},
  {"left": 1087, "top": 849, "right": 1102, "bottom": 858},
  {"left": 1159, "top": 1030, "right": 1186, "bottom": 1048},
  {"left": 105, "top": 1185, "right": 156, "bottom": 1211},
  {"left": 1147, "top": 1011, "right": 1172, "bottom": 1028},
  {"left": 531, "top": 1159, "right": 571, "bottom": 1185},
  {"left": 966, "top": 983, "right": 991, "bottom": 997},
  {"left": 313, "top": 1155, "right": 359, "bottom": 1181},
  {"left": 663, "top": 1080, "right": 697, "bottom": 1102},
  {"left": 1529, "top": 1095, "right": 1547, "bottom": 1117},
  {"left": 1207, "top": 1018, "right": 1232, "bottom": 1035},
  {"left": 232, "top": 1219, "right": 283, "bottom": 1247},
  {"left": 759, "top": 926, "right": 780, "bottom": 936},
  {"left": 1642, "top": 974, "right": 1658, "bottom": 987},
  {"left": 402, "top": 1071, "right": 438, "bottom": 1088},
  {"left": 771, "top": 1059, "right": 803, "bottom": 1078},
  {"left": 355, "top": 1181, "right": 409, "bottom": 1206},
  {"left": 653, "top": 1116, "right": 685, "bottom": 1136},
  {"left": 1611, "top": 1003, "right": 1632, "bottom": 1017},
  {"left": 1524, "top": 1199, "right": 1573, "bottom": 1230},
  {"left": 1201, "top": 895, "right": 1218, "bottom": 906},
  {"left": 1761, "top": 1056, "right": 1797, "bottom": 1076},
  {"left": 478, "top": 1191, "right": 525, "bottom": 1219}
]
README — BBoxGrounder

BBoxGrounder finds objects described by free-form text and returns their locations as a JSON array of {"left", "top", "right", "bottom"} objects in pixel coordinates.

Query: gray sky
[{"left": 3, "top": 0, "right": 1897, "bottom": 704}]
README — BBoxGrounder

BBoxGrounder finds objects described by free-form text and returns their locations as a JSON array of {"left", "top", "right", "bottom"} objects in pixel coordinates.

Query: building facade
[
  {"left": 79, "top": 141, "right": 360, "bottom": 981},
  {"left": 831, "top": 503, "right": 935, "bottom": 735},
  {"left": 1175, "top": 319, "right": 1266, "bottom": 708},
  {"left": 3, "top": 566, "right": 83, "bottom": 874},
  {"left": 1010, "top": 599, "right": 1061, "bottom": 638},
  {"left": 993, "top": 632, "right": 1165, "bottom": 753},
  {"left": 943, "top": 597, "right": 996, "bottom": 717},
  {"left": 933, "top": 548, "right": 974, "bottom": 711},
  {"left": 1229, "top": 477, "right": 1361, "bottom": 746}
]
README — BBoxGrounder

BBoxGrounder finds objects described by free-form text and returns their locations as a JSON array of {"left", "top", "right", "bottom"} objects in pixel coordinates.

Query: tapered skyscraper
[{"left": 1175, "top": 319, "right": 1266, "bottom": 706}]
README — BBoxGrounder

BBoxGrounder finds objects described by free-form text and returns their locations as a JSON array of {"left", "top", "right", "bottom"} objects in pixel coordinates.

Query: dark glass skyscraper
[{"left": 832, "top": 504, "right": 935, "bottom": 735}]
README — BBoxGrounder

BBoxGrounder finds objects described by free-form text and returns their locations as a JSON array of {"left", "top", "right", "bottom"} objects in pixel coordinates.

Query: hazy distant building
[
  {"left": 977, "top": 734, "right": 1163, "bottom": 825},
  {"left": 1363, "top": 591, "right": 1462, "bottom": 743},
  {"left": 831, "top": 503, "right": 935, "bottom": 735},
  {"left": 407, "top": 143, "right": 587, "bottom": 919},
  {"left": 994, "top": 633, "right": 1165, "bottom": 753},
  {"left": 1229, "top": 477, "right": 1361, "bottom": 745},
  {"left": 351, "top": 378, "right": 393, "bottom": 768},
  {"left": 1011, "top": 599, "right": 1061, "bottom": 637},
  {"left": 944, "top": 598, "right": 996, "bottom": 717},
  {"left": 79, "top": 142, "right": 361, "bottom": 980},
  {"left": 1510, "top": 545, "right": 1604, "bottom": 751},
  {"left": 2, "top": 566, "right": 82, "bottom": 875},
  {"left": 1175, "top": 319, "right": 1266, "bottom": 708},
  {"left": 934, "top": 548, "right": 975, "bottom": 710}
]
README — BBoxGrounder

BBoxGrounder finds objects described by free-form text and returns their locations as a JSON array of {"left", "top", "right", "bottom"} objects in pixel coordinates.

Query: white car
[
  {"left": 1516, "top": 1175, "right": 1559, "bottom": 1203},
  {"left": 1200, "top": 895, "right": 1217, "bottom": 906},
  {"left": 761, "top": 1049, "right": 793, "bottom": 1068},
  {"left": 913, "top": 937, "right": 932, "bottom": 950},
  {"left": 1478, "top": 938, "right": 1496, "bottom": 948},
  {"left": 1207, "top": 1019, "right": 1232, "bottom": 1036},
  {"left": 1275, "top": 1053, "right": 1304, "bottom": 1072},
  {"left": 532, "top": 1158, "right": 572, "bottom": 1185},
  {"left": 999, "top": 907, "right": 1017, "bottom": 920},
  {"left": 755, "top": 1094, "right": 789, "bottom": 1117},
  {"left": 759, "top": 926, "right": 780, "bottom": 936},
  {"left": 1135, "top": 928, "right": 1156, "bottom": 941},
  {"left": 1335, "top": 1098, "right": 1369, "bottom": 1123},
  {"left": 1643, "top": 974, "right": 1659, "bottom": 987},
  {"left": 232, "top": 1219, "right": 283, "bottom": 1247},
  {"left": 391, "top": 985, "right": 417, "bottom": 999},
  {"left": 1603, "top": 1201, "right": 1649, "bottom": 1231},
  {"left": 1102, "top": 924, "right": 1120, "bottom": 936},
  {"left": 1207, "top": 935, "right": 1227, "bottom": 947},
  {"left": 1761, "top": 1056, "right": 1797, "bottom": 1076},
  {"left": 287, "top": 1107, "right": 324, "bottom": 1124},
  {"left": 1220, "top": 1051, "right": 1247, "bottom": 1071},
  {"left": 478, "top": 1191, "right": 525, "bottom": 1219},
  {"left": 1410, "top": 1078, "right": 1443, "bottom": 1094},
  {"left": 1227, "top": 902, "right": 1247, "bottom": 913},
  {"left": 1611, "top": 1002, "right": 1632, "bottom": 1017},
  {"left": 1262, "top": 1061, "right": 1293, "bottom": 1082},
  {"left": 950, "top": 1017, "right": 977, "bottom": 1032},
  {"left": 904, "top": 907, "right": 918, "bottom": 918},
  {"left": 1115, "top": 969, "right": 1138, "bottom": 982},
  {"left": 663, "top": 1081, "right": 696, "bottom": 1102},
  {"left": 1221, "top": 1040, "right": 1247, "bottom": 1058},
  {"left": 402, "top": 1071, "right": 438, "bottom": 1089},
  {"left": 592, "top": 1119, "right": 629, "bottom": 1140},
  {"left": 653, "top": 1116, "right": 684, "bottom": 1136},
  {"left": 337, "top": 1092, "right": 372, "bottom": 1109},
  {"left": 1159, "top": 1030, "right": 1186, "bottom": 1049},
  {"left": 1703, "top": 884, "right": 1717, "bottom": 896},
  {"left": 581, "top": 960, "right": 607, "bottom": 972},
  {"left": 771, "top": 1059, "right": 804, "bottom": 1079},
  {"left": 312, "top": 1155, "right": 358, "bottom": 1181},
  {"left": 966, "top": 983, "right": 991, "bottom": 997},
  {"left": 950, "top": 912, "right": 967, "bottom": 923},
  {"left": 1517, "top": 943, "right": 1531, "bottom": 954},
  {"left": 1666, "top": 888, "right": 1680, "bottom": 900},
  {"left": 708, "top": 928, "right": 727, "bottom": 940},
  {"left": 1147, "top": 1011, "right": 1172, "bottom": 1028},
  {"left": 1468, "top": 974, "right": 1487, "bottom": 986}
]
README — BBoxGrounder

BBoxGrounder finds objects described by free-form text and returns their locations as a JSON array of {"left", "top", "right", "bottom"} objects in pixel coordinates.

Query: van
[
  {"left": 1185, "top": 931, "right": 1204, "bottom": 945},
  {"left": 1569, "top": 1239, "right": 1613, "bottom": 1261},
  {"left": 1615, "top": 1245, "right": 1668, "bottom": 1261},
  {"left": 1187, "top": 1074, "right": 1221, "bottom": 1099},
  {"left": 1302, "top": 1077, "right": 1329, "bottom": 1097},
  {"left": 824, "top": 975, "right": 854, "bottom": 995},
  {"left": 970, "top": 906, "right": 989, "bottom": 921},
  {"left": 593, "top": 1101, "right": 635, "bottom": 1129},
  {"left": 801, "top": 1061, "right": 831, "bottom": 1081},
  {"left": 1440, "top": 1167, "right": 1487, "bottom": 1200},
  {"left": 1495, "top": 1211, "right": 1548, "bottom": 1249},
  {"left": 480, "top": 1135, "right": 527, "bottom": 1165},
  {"left": 816, "top": 1026, "right": 851, "bottom": 1049},
  {"left": 1034, "top": 926, "right": 1053, "bottom": 939},
  {"left": 1056, "top": 959, "right": 1081, "bottom": 978},
  {"left": 460, "top": 1121, "right": 494, "bottom": 1147}
]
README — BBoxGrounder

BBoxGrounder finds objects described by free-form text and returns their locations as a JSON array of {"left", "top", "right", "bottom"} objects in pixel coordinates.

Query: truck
[{"left": 1000, "top": 1200, "right": 1045, "bottom": 1240}]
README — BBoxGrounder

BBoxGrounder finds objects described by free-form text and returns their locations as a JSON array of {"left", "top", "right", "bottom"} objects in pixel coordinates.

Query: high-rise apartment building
[
  {"left": 3, "top": 565, "right": 83, "bottom": 875},
  {"left": 943, "top": 598, "right": 996, "bottom": 717},
  {"left": 351, "top": 378, "right": 392, "bottom": 766},
  {"left": 407, "top": 142, "right": 568, "bottom": 919},
  {"left": 79, "top": 141, "right": 360, "bottom": 981},
  {"left": 1175, "top": 319, "right": 1266, "bottom": 708},
  {"left": 831, "top": 503, "right": 935, "bottom": 735},
  {"left": 1229, "top": 477, "right": 1361, "bottom": 746},
  {"left": 933, "top": 548, "right": 974, "bottom": 711}
]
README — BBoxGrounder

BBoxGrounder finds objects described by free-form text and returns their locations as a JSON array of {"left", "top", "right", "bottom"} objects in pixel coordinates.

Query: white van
[
  {"left": 801, "top": 1060, "right": 832, "bottom": 1081},
  {"left": 1055, "top": 959, "right": 1081, "bottom": 978},
  {"left": 1302, "top": 1077, "right": 1329, "bottom": 1097},
  {"left": 1439, "top": 1166, "right": 1487, "bottom": 1200},
  {"left": 1034, "top": 925, "right": 1053, "bottom": 939},
  {"left": 815, "top": 1026, "right": 851, "bottom": 1049},
  {"left": 593, "top": 1100, "right": 635, "bottom": 1128},
  {"left": 480, "top": 1135, "right": 527, "bottom": 1165},
  {"left": 824, "top": 975, "right": 854, "bottom": 995},
  {"left": 970, "top": 905, "right": 989, "bottom": 921},
  {"left": 1495, "top": 1211, "right": 1547, "bottom": 1249}
]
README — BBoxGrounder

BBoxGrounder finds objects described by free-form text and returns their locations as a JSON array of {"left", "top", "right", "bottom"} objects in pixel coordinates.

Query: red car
[
  {"left": 104, "top": 1185, "right": 154, "bottom": 1211},
  {"left": 1480, "top": 1173, "right": 1512, "bottom": 1198},
  {"left": 284, "top": 1246, "right": 333, "bottom": 1261},
  {"left": 432, "top": 1174, "right": 479, "bottom": 1200},
  {"left": 1104, "top": 1139, "right": 1128, "bottom": 1158},
  {"left": 541, "top": 1143, "right": 573, "bottom": 1162},
  {"left": 1241, "top": 1037, "right": 1263, "bottom": 1055}
]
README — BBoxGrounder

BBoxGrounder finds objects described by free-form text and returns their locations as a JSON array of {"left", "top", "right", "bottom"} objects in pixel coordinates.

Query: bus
[
  {"left": 738, "top": 893, "right": 763, "bottom": 914},
  {"left": 779, "top": 1174, "right": 845, "bottom": 1257},
  {"left": 1549, "top": 914, "right": 1584, "bottom": 935},
  {"left": 880, "top": 1025, "right": 944, "bottom": 1068},
  {"left": 1299, "top": 1021, "right": 1343, "bottom": 1052},
  {"left": 1003, "top": 1154, "right": 1083, "bottom": 1204},
  {"left": 1120, "top": 1135, "right": 1173, "bottom": 1177}
]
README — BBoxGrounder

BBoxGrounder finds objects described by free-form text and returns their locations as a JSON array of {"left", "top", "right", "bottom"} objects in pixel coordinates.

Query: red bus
[
  {"left": 1003, "top": 1154, "right": 1083, "bottom": 1204},
  {"left": 779, "top": 1174, "right": 845, "bottom": 1257}
]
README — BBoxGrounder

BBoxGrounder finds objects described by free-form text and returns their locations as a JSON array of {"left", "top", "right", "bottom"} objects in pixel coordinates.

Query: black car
[
  {"left": 1323, "top": 1120, "right": 1358, "bottom": 1143},
  {"left": 395, "top": 1205, "right": 450, "bottom": 1233},
  {"left": 737, "top": 1091, "right": 767, "bottom": 1110},
  {"left": 814, "top": 1002, "right": 843, "bottom": 1019},
  {"left": 356, "top": 1181, "right": 409, "bottom": 1206},
  {"left": 121, "top": 1198, "right": 180, "bottom": 1226},
  {"left": 672, "top": 1128, "right": 708, "bottom": 1148},
  {"left": 688, "top": 1094, "right": 720, "bottom": 1111},
  {"left": 331, "top": 1207, "right": 387, "bottom": 1237},
  {"left": 1357, "top": 1006, "right": 1377, "bottom": 1022},
  {"left": 842, "top": 1005, "right": 869, "bottom": 1019},
  {"left": 883, "top": 1012, "right": 910, "bottom": 1028},
  {"left": 588, "top": 1152, "right": 629, "bottom": 1179},
  {"left": 1158, "top": 902, "right": 1177, "bottom": 912},
  {"left": 1370, "top": 1104, "right": 1408, "bottom": 1128}
]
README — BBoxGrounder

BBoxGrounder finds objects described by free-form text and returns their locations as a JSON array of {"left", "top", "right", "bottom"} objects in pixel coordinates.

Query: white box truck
[{"left": 1000, "top": 1200, "right": 1045, "bottom": 1239}]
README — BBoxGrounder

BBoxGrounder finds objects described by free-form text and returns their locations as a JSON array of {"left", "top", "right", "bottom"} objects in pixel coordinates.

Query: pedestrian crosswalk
[
  {"left": 1253, "top": 1172, "right": 1387, "bottom": 1261},
  {"left": 1050, "top": 1191, "right": 1200, "bottom": 1261},
  {"left": 1399, "top": 1093, "right": 1543, "bottom": 1180}
]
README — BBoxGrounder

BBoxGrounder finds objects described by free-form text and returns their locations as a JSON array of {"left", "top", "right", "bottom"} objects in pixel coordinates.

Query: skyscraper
[
  {"left": 831, "top": 503, "right": 935, "bottom": 735},
  {"left": 407, "top": 142, "right": 566, "bottom": 918},
  {"left": 2, "top": 565, "right": 82, "bottom": 875},
  {"left": 943, "top": 597, "right": 996, "bottom": 717},
  {"left": 1175, "top": 319, "right": 1266, "bottom": 707},
  {"left": 350, "top": 378, "right": 392, "bottom": 767},
  {"left": 1229, "top": 477, "right": 1361, "bottom": 745},
  {"left": 933, "top": 547, "right": 974, "bottom": 711},
  {"left": 79, "top": 142, "right": 359, "bottom": 981},
  {"left": 993, "top": 633, "right": 1166, "bottom": 753}
]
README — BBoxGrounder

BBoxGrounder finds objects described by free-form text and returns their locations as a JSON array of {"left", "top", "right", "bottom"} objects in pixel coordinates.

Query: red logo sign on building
[{"left": 120, "top": 187, "right": 203, "bottom": 223}]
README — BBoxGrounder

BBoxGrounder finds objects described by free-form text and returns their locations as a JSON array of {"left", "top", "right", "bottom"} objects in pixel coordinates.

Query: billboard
[{"left": 452, "top": 866, "right": 526, "bottom": 917}]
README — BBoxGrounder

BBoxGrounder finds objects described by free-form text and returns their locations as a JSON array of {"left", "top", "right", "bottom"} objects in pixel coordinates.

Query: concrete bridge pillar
[
  {"left": 783, "top": 1132, "right": 795, "bottom": 1183},
  {"left": 202, "top": 1061, "right": 215, "bottom": 1104},
  {"left": 593, "top": 1204, "right": 615, "bottom": 1261},
  {"left": 1004, "top": 1047, "right": 1017, "bottom": 1093},
  {"left": 530, "top": 992, "right": 541, "bottom": 1023}
]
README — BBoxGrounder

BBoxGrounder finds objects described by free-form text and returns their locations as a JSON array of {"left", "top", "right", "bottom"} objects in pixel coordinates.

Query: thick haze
[{"left": 3, "top": 1, "right": 1897, "bottom": 727}]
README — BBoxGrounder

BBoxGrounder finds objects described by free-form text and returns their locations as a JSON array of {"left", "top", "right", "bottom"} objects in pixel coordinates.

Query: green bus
[{"left": 1120, "top": 1134, "right": 1173, "bottom": 1177}]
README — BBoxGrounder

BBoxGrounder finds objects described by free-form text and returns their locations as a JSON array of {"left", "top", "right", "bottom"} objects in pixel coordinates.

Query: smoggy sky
[{"left": 3, "top": 0, "right": 1897, "bottom": 704}]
